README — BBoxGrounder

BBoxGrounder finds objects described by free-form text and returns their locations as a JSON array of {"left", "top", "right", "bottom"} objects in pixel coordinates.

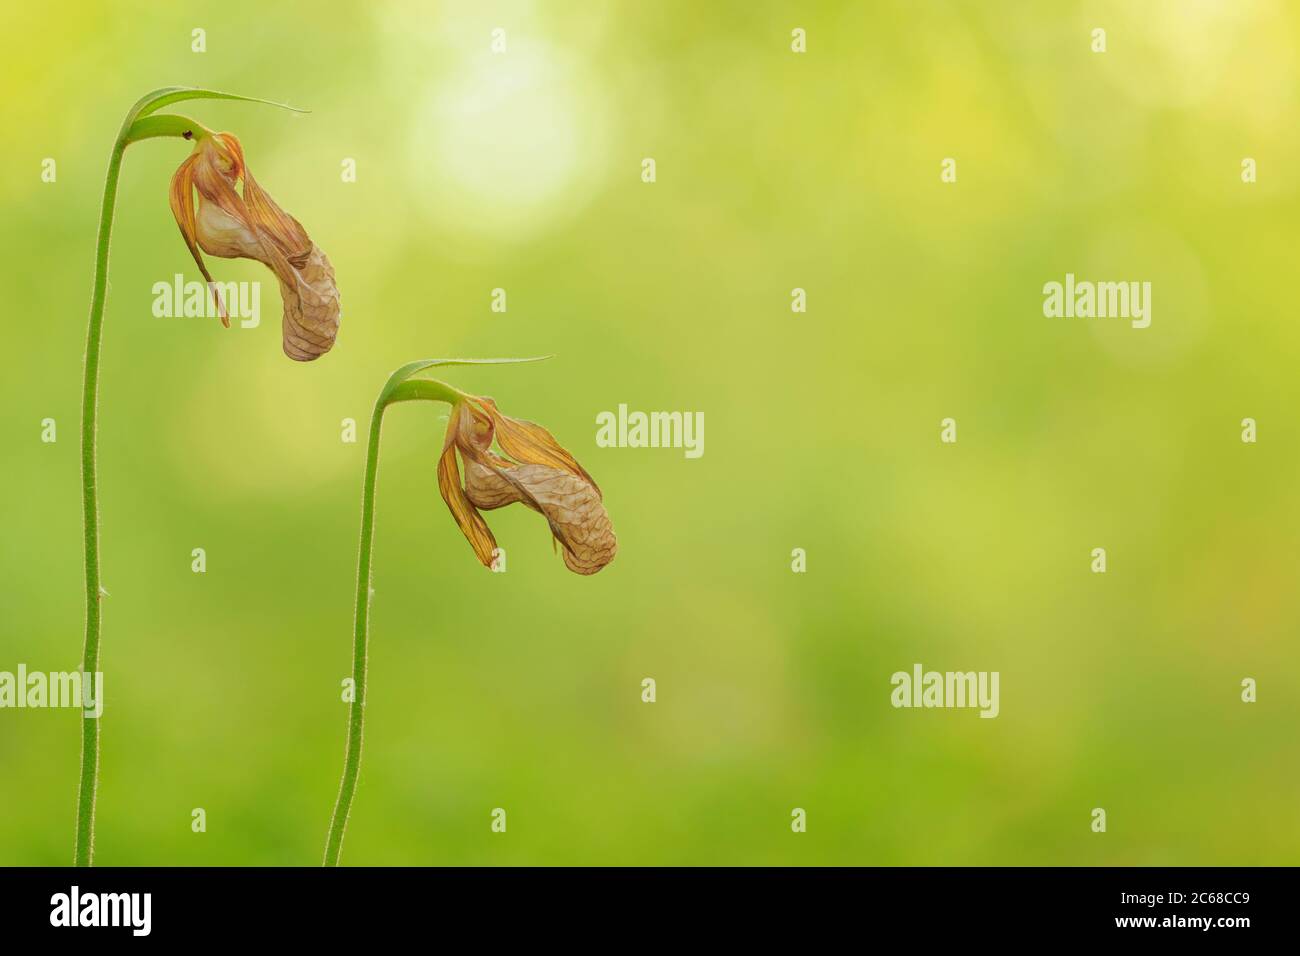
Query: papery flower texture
[
  {"left": 437, "top": 395, "right": 617, "bottom": 575},
  {"left": 169, "top": 131, "right": 340, "bottom": 360}
]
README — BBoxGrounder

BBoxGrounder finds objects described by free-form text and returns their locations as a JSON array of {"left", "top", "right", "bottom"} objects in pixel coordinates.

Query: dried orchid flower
[
  {"left": 75, "top": 88, "right": 330, "bottom": 867},
  {"left": 440, "top": 396, "right": 617, "bottom": 575},
  {"left": 169, "top": 131, "right": 341, "bottom": 360},
  {"left": 324, "top": 359, "right": 616, "bottom": 866}
]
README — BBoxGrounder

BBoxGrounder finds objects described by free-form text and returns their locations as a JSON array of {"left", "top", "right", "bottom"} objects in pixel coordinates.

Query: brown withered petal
[
  {"left": 169, "top": 132, "right": 341, "bottom": 361},
  {"left": 436, "top": 414, "right": 498, "bottom": 568},
  {"left": 168, "top": 153, "right": 228, "bottom": 325},
  {"left": 456, "top": 400, "right": 521, "bottom": 508},
  {"left": 474, "top": 398, "right": 601, "bottom": 497}
]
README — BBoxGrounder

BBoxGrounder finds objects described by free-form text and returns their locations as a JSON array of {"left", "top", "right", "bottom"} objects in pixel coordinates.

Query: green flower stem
[
  {"left": 74, "top": 129, "right": 128, "bottom": 869},
  {"left": 323, "top": 362, "right": 542, "bottom": 866},
  {"left": 77, "top": 109, "right": 199, "bottom": 867},
  {"left": 75, "top": 87, "right": 305, "bottom": 867},
  {"left": 323, "top": 378, "right": 462, "bottom": 867},
  {"left": 321, "top": 398, "right": 383, "bottom": 868}
]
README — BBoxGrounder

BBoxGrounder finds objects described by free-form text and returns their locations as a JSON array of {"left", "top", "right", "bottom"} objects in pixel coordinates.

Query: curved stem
[
  {"left": 323, "top": 376, "right": 464, "bottom": 866},
  {"left": 323, "top": 398, "right": 386, "bottom": 866},
  {"left": 74, "top": 88, "right": 313, "bottom": 867},
  {"left": 75, "top": 101, "right": 199, "bottom": 867},
  {"left": 75, "top": 132, "right": 128, "bottom": 867}
]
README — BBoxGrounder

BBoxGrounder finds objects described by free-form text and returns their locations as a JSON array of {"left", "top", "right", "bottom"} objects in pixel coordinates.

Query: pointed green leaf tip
[
  {"left": 114, "top": 87, "right": 309, "bottom": 145},
  {"left": 133, "top": 87, "right": 308, "bottom": 119},
  {"left": 379, "top": 357, "right": 553, "bottom": 406}
]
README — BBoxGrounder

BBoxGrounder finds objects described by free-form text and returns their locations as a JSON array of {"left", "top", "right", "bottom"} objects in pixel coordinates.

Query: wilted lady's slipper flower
[
  {"left": 437, "top": 396, "right": 616, "bottom": 574},
  {"left": 326, "top": 358, "right": 615, "bottom": 865},
  {"left": 169, "top": 131, "right": 340, "bottom": 360},
  {"left": 80, "top": 87, "right": 331, "bottom": 866}
]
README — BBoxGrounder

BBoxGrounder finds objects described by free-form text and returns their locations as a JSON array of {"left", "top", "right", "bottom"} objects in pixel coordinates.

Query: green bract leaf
[
  {"left": 379, "top": 357, "right": 552, "bottom": 406},
  {"left": 114, "top": 88, "right": 308, "bottom": 149},
  {"left": 133, "top": 87, "right": 307, "bottom": 120}
]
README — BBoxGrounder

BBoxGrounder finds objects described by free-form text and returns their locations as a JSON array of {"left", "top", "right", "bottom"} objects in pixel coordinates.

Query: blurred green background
[{"left": 2, "top": 0, "right": 1298, "bottom": 865}]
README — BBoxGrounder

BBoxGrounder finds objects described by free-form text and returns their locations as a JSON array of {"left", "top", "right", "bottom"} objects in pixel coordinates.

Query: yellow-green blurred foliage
[{"left": 1, "top": 0, "right": 1298, "bottom": 865}]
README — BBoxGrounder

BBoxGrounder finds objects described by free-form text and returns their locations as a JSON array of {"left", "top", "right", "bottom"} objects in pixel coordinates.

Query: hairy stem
[
  {"left": 74, "top": 87, "right": 311, "bottom": 867},
  {"left": 75, "top": 101, "right": 204, "bottom": 867},
  {"left": 323, "top": 376, "right": 463, "bottom": 866},
  {"left": 75, "top": 131, "right": 129, "bottom": 868},
  {"left": 323, "top": 398, "right": 386, "bottom": 866}
]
